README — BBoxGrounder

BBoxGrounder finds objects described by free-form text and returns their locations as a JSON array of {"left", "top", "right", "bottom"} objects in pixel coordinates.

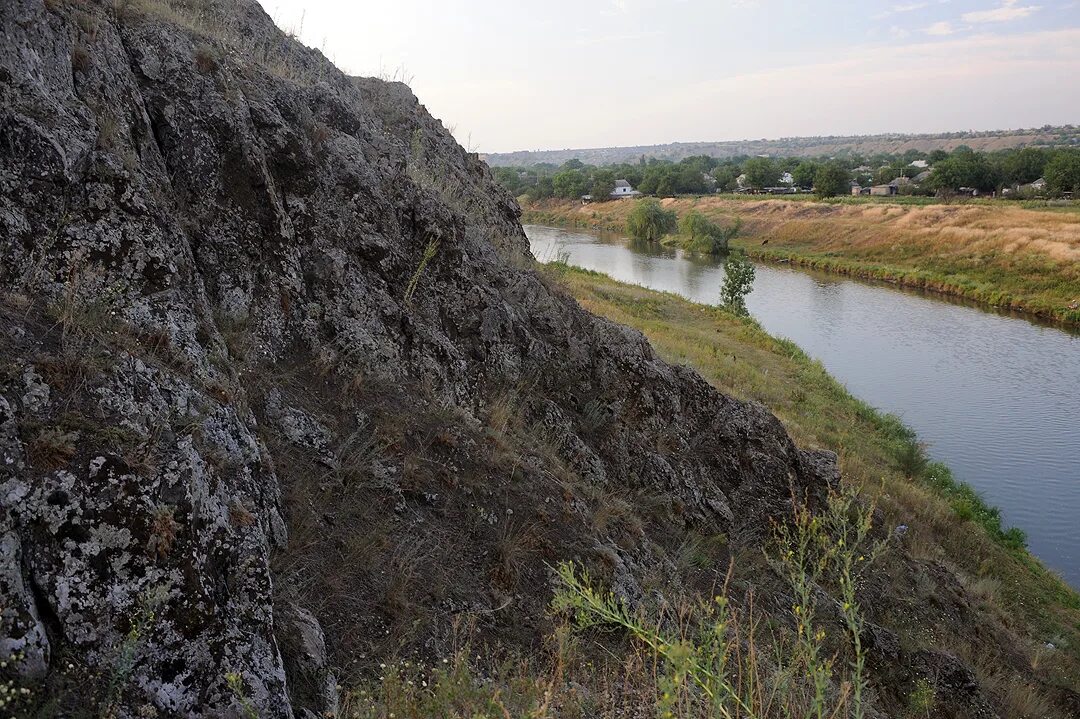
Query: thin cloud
[
  {"left": 619, "top": 28, "right": 1080, "bottom": 151},
  {"left": 962, "top": 0, "right": 1040, "bottom": 23},
  {"left": 924, "top": 20, "right": 955, "bottom": 34},
  {"left": 875, "top": 2, "right": 929, "bottom": 18},
  {"left": 573, "top": 30, "right": 662, "bottom": 46}
]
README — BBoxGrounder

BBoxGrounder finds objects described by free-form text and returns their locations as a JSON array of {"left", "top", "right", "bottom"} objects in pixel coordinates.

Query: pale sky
[{"left": 257, "top": 0, "right": 1080, "bottom": 153}]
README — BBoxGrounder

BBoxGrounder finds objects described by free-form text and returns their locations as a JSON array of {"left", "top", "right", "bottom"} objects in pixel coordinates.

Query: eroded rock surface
[{"left": 1, "top": 0, "right": 840, "bottom": 715}]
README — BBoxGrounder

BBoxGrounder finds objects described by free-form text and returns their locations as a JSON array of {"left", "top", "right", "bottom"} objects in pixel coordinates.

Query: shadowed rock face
[{"left": 0, "top": 0, "right": 836, "bottom": 715}]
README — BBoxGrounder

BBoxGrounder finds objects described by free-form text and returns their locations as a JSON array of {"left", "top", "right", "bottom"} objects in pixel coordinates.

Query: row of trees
[{"left": 493, "top": 146, "right": 1080, "bottom": 200}]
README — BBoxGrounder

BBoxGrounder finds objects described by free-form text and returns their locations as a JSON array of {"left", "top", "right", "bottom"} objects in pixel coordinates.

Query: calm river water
[{"left": 526, "top": 224, "right": 1080, "bottom": 587}]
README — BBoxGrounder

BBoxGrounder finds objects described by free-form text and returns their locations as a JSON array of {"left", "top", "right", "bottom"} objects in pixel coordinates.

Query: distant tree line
[{"left": 493, "top": 146, "right": 1080, "bottom": 200}]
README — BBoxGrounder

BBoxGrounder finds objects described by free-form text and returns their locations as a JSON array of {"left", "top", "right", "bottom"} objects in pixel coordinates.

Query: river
[{"left": 525, "top": 224, "right": 1080, "bottom": 588}]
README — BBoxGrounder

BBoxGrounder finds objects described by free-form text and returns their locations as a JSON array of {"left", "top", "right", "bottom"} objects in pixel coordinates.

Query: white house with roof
[{"left": 610, "top": 179, "right": 642, "bottom": 198}]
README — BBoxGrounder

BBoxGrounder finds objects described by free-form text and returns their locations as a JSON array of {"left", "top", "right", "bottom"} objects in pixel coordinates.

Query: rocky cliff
[
  {"left": 1, "top": 1, "right": 1072, "bottom": 718},
  {"left": 0, "top": 1, "right": 839, "bottom": 715}
]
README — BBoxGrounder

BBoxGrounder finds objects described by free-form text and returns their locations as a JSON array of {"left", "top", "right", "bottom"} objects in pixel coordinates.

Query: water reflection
[{"left": 526, "top": 224, "right": 1080, "bottom": 587}]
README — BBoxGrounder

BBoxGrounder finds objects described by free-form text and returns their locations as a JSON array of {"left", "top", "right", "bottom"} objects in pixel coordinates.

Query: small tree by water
[
  {"left": 721, "top": 254, "right": 755, "bottom": 316},
  {"left": 626, "top": 199, "right": 677, "bottom": 242},
  {"left": 677, "top": 210, "right": 740, "bottom": 255}
]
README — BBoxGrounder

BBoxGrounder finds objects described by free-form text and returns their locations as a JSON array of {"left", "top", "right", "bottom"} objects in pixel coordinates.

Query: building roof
[{"left": 614, "top": 179, "right": 632, "bottom": 188}]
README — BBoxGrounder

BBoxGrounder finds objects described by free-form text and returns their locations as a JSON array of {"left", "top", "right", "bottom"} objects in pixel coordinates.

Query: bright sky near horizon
[{"left": 257, "top": 0, "right": 1080, "bottom": 153}]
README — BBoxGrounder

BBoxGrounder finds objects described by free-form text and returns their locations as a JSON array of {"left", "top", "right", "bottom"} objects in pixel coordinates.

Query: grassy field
[{"left": 523, "top": 197, "right": 1080, "bottom": 325}]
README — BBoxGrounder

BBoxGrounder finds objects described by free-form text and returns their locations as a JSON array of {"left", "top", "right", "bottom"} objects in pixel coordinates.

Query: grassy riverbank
[
  {"left": 552, "top": 264, "right": 1080, "bottom": 691},
  {"left": 522, "top": 197, "right": 1080, "bottom": 325}
]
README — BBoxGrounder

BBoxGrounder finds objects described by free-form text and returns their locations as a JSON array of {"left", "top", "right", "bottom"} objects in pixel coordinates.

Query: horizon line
[{"left": 480, "top": 124, "right": 1079, "bottom": 157}]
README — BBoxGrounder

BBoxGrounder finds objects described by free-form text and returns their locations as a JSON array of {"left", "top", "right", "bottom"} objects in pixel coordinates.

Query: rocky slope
[
  {"left": 0, "top": 1, "right": 1074, "bottom": 718},
  {"left": 0, "top": 1, "right": 839, "bottom": 715}
]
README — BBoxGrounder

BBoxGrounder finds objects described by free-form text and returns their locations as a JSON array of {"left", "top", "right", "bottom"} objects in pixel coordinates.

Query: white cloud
[
  {"left": 962, "top": 0, "right": 1040, "bottom": 23},
  {"left": 924, "top": 20, "right": 955, "bottom": 34}
]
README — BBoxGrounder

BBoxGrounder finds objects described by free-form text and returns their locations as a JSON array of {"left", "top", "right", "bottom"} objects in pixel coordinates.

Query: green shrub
[
  {"left": 626, "top": 199, "right": 677, "bottom": 242},
  {"left": 676, "top": 210, "right": 741, "bottom": 254},
  {"left": 907, "top": 677, "right": 936, "bottom": 717},
  {"left": 893, "top": 439, "right": 929, "bottom": 479}
]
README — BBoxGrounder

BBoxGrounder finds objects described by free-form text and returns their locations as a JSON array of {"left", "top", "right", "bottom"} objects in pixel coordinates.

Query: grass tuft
[{"left": 28, "top": 427, "right": 78, "bottom": 469}]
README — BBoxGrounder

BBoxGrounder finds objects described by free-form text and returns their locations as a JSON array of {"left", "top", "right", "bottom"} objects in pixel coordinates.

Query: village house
[
  {"left": 1004, "top": 177, "right": 1048, "bottom": 197},
  {"left": 610, "top": 179, "right": 642, "bottom": 198},
  {"left": 583, "top": 179, "right": 642, "bottom": 203}
]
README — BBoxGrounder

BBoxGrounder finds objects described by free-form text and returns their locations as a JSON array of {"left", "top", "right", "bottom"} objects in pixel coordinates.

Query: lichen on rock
[{"left": 1, "top": 0, "right": 849, "bottom": 716}]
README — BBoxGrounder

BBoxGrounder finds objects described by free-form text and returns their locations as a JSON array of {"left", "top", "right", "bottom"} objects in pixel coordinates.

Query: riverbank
[
  {"left": 522, "top": 197, "right": 1080, "bottom": 326},
  {"left": 548, "top": 262, "right": 1080, "bottom": 700}
]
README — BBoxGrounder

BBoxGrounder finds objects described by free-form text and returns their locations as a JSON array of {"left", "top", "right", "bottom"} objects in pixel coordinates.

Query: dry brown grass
[
  {"left": 963, "top": 575, "right": 1002, "bottom": 609},
  {"left": 146, "top": 506, "right": 179, "bottom": 560},
  {"left": 492, "top": 520, "right": 541, "bottom": 591},
  {"left": 979, "top": 670, "right": 1061, "bottom": 719},
  {"left": 28, "top": 427, "right": 78, "bottom": 469},
  {"left": 535, "top": 197, "right": 1080, "bottom": 265}
]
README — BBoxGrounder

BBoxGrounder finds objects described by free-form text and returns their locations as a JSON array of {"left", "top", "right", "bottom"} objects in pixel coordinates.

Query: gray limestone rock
[{"left": 0, "top": 0, "right": 845, "bottom": 715}]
